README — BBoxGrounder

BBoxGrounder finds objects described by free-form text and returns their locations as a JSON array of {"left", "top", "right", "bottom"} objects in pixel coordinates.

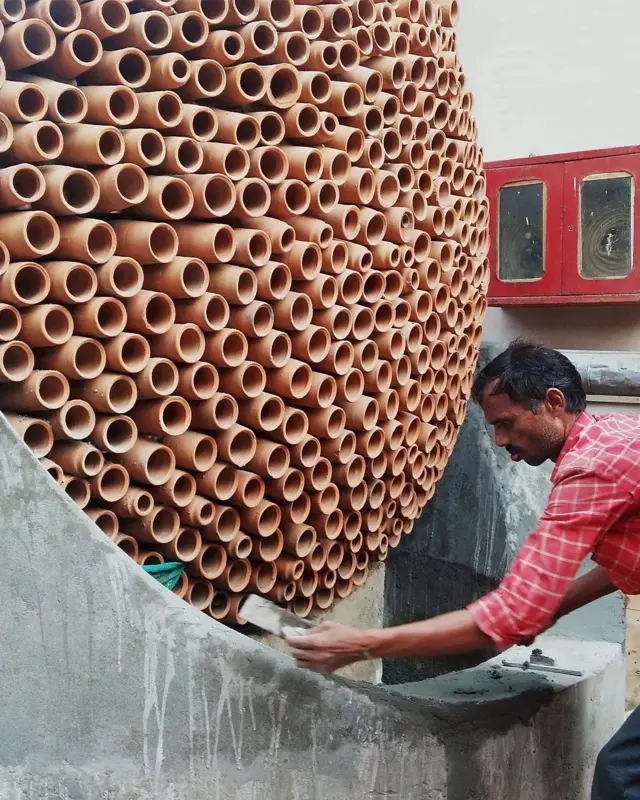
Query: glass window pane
[
  {"left": 498, "top": 182, "right": 544, "bottom": 282},
  {"left": 580, "top": 174, "right": 633, "bottom": 279}
]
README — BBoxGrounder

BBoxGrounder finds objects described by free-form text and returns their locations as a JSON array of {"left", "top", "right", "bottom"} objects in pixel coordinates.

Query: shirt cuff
[{"left": 467, "top": 595, "right": 514, "bottom": 652}]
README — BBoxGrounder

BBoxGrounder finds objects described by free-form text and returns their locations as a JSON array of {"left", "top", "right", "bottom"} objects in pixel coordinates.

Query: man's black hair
[{"left": 472, "top": 340, "right": 587, "bottom": 413}]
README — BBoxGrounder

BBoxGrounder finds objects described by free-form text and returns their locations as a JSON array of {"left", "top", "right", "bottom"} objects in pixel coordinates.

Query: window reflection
[
  {"left": 498, "top": 182, "right": 544, "bottom": 282},
  {"left": 580, "top": 174, "right": 633, "bottom": 279}
]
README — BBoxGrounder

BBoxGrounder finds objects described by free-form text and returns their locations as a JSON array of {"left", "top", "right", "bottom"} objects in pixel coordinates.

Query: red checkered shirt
[{"left": 468, "top": 411, "right": 640, "bottom": 651}]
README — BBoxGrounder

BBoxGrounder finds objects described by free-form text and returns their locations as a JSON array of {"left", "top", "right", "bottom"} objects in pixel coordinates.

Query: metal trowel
[{"left": 240, "top": 594, "right": 316, "bottom": 638}]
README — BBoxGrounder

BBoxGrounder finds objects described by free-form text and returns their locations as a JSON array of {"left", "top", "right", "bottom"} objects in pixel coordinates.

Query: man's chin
[{"left": 522, "top": 454, "right": 546, "bottom": 467}]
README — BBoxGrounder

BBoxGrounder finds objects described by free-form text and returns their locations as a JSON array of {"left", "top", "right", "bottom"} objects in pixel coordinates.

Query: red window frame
[
  {"left": 486, "top": 145, "right": 640, "bottom": 306},
  {"left": 487, "top": 163, "right": 564, "bottom": 299},
  {"left": 563, "top": 154, "right": 640, "bottom": 296}
]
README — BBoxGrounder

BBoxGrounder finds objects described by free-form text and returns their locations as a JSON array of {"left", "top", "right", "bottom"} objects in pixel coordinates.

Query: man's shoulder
[{"left": 561, "top": 412, "right": 640, "bottom": 483}]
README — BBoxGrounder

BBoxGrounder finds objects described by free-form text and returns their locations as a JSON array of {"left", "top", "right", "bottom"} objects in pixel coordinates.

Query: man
[{"left": 286, "top": 341, "right": 640, "bottom": 799}]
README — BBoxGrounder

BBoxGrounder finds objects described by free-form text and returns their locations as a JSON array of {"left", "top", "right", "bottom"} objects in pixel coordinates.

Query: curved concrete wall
[{"left": 0, "top": 414, "right": 624, "bottom": 799}]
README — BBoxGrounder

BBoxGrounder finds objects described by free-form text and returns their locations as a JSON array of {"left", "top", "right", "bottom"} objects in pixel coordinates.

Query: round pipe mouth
[
  {"left": 147, "top": 359, "right": 178, "bottom": 395},
  {"left": 60, "top": 170, "right": 99, "bottom": 214},
  {"left": 101, "top": 416, "right": 136, "bottom": 453},
  {"left": 22, "top": 20, "right": 56, "bottom": 60},
  {"left": 0, "top": 305, "right": 20, "bottom": 341},
  {"left": 117, "top": 50, "right": 150, "bottom": 87}
]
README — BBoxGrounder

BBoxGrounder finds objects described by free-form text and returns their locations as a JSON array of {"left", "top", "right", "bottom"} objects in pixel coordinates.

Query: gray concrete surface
[{"left": 0, "top": 414, "right": 624, "bottom": 799}]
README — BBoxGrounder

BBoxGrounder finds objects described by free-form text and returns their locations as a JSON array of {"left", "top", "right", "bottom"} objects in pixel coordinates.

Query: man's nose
[{"left": 494, "top": 430, "right": 509, "bottom": 448}]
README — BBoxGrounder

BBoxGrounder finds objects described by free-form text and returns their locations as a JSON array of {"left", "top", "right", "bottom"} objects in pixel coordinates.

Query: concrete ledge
[{"left": 0, "top": 415, "right": 623, "bottom": 799}]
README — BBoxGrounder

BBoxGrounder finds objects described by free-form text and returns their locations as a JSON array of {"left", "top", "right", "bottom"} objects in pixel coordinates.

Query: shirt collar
[{"left": 550, "top": 410, "right": 594, "bottom": 481}]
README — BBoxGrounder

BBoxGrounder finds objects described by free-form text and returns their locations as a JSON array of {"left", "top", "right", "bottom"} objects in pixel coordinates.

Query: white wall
[
  {"left": 457, "top": 0, "right": 640, "bottom": 162},
  {"left": 456, "top": 0, "right": 640, "bottom": 349}
]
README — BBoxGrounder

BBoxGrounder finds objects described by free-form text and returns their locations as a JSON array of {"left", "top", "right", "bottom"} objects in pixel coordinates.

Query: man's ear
[{"left": 545, "top": 387, "right": 567, "bottom": 413}]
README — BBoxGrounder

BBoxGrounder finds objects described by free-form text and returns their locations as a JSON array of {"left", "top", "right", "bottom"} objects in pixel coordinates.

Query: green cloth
[{"left": 142, "top": 562, "right": 185, "bottom": 591}]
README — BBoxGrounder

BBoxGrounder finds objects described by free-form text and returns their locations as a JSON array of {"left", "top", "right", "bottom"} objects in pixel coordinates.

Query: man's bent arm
[
  {"left": 364, "top": 609, "right": 491, "bottom": 660},
  {"left": 555, "top": 565, "right": 617, "bottom": 619}
]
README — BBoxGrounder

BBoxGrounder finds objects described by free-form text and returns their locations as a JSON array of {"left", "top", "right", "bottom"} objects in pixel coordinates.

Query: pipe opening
[
  {"left": 239, "top": 66, "right": 264, "bottom": 99},
  {"left": 23, "top": 21, "right": 55, "bottom": 57},
  {"left": 118, "top": 51, "right": 148, "bottom": 84},
  {"left": 71, "top": 31, "right": 100, "bottom": 65},
  {"left": 61, "top": 171, "right": 96, "bottom": 212}
]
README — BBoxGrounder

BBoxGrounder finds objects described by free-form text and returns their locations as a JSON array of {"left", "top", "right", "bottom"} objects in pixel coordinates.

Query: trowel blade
[{"left": 240, "top": 594, "right": 315, "bottom": 638}]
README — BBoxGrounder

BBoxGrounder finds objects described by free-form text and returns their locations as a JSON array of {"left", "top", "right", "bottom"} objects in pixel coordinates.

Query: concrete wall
[{"left": 0, "top": 415, "right": 625, "bottom": 799}]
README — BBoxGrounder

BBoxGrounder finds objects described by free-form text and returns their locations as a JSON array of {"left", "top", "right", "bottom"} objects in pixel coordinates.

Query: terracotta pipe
[
  {"left": 0, "top": 367, "right": 70, "bottom": 411},
  {"left": 267, "top": 406, "right": 307, "bottom": 447},
  {"left": 218, "top": 63, "right": 265, "bottom": 106},
  {"left": 39, "top": 457, "right": 64, "bottom": 484},
  {"left": 113, "top": 532, "right": 138, "bottom": 560},
  {"left": 107, "top": 486, "right": 154, "bottom": 520},
  {"left": 245, "top": 329, "right": 291, "bottom": 370},
  {"left": 149, "top": 324, "right": 205, "bottom": 365},
  {"left": 334, "top": 368, "right": 365, "bottom": 404},
  {"left": 347, "top": 305, "right": 374, "bottom": 342},
  {"left": 295, "top": 371, "right": 337, "bottom": 411},
  {"left": 145, "top": 53, "right": 191, "bottom": 92},
  {"left": 88, "top": 413, "right": 136, "bottom": 455},
  {"left": 109, "top": 439, "right": 174, "bottom": 490},
  {"left": 362, "top": 270, "right": 385, "bottom": 304},
  {"left": 80, "top": 0, "right": 129, "bottom": 36},
  {"left": 252, "top": 110, "right": 285, "bottom": 145},
  {"left": 61, "top": 474, "right": 92, "bottom": 509},
  {"left": 54, "top": 218, "right": 116, "bottom": 267},
  {"left": 320, "top": 430, "right": 356, "bottom": 466},
  {"left": 228, "top": 467, "right": 264, "bottom": 509},
  {"left": 0, "top": 211, "right": 59, "bottom": 261},
  {"left": 281, "top": 141, "right": 324, "bottom": 178},
  {"left": 184, "top": 543, "right": 227, "bottom": 581},
  {"left": 179, "top": 493, "right": 216, "bottom": 528},
  {"left": 308, "top": 508, "right": 343, "bottom": 540},
  {"left": 129, "top": 396, "right": 191, "bottom": 437},
  {"left": 181, "top": 58, "right": 225, "bottom": 101},
  {"left": 123, "top": 290, "right": 175, "bottom": 335},
  {"left": 32, "top": 165, "right": 98, "bottom": 216},
  {"left": 144, "top": 258, "right": 208, "bottom": 302},
  {"left": 237, "top": 392, "right": 284, "bottom": 434},
  {"left": 295, "top": 569, "right": 318, "bottom": 598},
  {"left": 81, "top": 46, "right": 150, "bottom": 89},
  {"left": 175, "top": 292, "right": 229, "bottom": 333},
  {"left": 7, "top": 414, "right": 53, "bottom": 458},
  {"left": 182, "top": 173, "right": 234, "bottom": 218},
  {"left": 132, "top": 175, "right": 194, "bottom": 221},
  {"left": 80, "top": 85, "right": 138, "bottom": 128},
  {"left": 253, "top": 261, "right": 292, "bottom": 302},
  {"left": 353, "top": 339, "right": 380, "bottom": 373},
  {"left": 88, "top": 460, "right": 129, "bottom": 504},
  {"left": 73, "top": 372, "right": 136, "bottom": 415},
  {"left": 121, "top": 129, "right": 166, "bottom": 169},
  {"left": 111, "top": 220, "right": 179, "bottom": 265},
  {"left": 269, "top": 179, "right": 311, "bottom": 218},
  {"left": 175, "top": 362, "right": 218, "bottom": 402},
  {"left": 316, "top": 341, "right": 354, "bottom": 376},
  {"left": 191, "top": 392, "right": 239, "bottom": 434},
  {"left": 0, "top": 81, "right": 47, "bottom": 126},
  {"left": 0, "top": 19, "right": 56, "bottom": 69},
  {"left": 184, "top": 576, "right": 215, "bottom": 609},
  {"left": 313, "top": 306, "right": 351, "bottom": 340},
  {"left": 136, "top": 357, "right": 179, "bottom": 400},
  {"left": 38, "top": 262, "right": 96, "bottom": 307},
  {"left": 203, "top": 328, "right": 248, "bottom": 368},
  {"left": 7, "top": 119, "right": 63, "bottom": 163}
]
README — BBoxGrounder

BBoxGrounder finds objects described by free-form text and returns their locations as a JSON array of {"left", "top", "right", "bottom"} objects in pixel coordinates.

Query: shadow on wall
[{"left": 383, "top": 394, "right": 554, "bottom": 684}]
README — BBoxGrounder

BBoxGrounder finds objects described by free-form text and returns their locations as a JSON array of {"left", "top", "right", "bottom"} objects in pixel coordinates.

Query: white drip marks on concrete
[{"left": 142, "top": 610, "right": 176, "bottom": 783}]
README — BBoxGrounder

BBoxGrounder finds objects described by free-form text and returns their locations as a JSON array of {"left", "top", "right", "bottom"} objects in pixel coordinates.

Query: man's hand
[{"left": 285, "top": 621, "right": 374, "bottom": 674}]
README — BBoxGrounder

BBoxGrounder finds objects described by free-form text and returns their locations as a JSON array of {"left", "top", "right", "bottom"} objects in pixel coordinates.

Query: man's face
[{"left": 480, "top": 382, "right": 567, "bottom": 467}]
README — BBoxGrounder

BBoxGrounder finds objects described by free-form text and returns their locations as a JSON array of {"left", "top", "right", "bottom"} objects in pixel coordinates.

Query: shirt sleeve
[{"left": 467, "top": 466, "right": 633, "bottom": 651}]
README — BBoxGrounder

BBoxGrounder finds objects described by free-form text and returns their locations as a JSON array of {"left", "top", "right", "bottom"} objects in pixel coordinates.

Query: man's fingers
[{"left": 284, "top": 633, "right": 322, "bottom": 651}]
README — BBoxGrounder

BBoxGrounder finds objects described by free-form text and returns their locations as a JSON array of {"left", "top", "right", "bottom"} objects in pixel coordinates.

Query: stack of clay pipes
[{"left": 0, "top": 0, "right": 488, "bottom": 623}]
